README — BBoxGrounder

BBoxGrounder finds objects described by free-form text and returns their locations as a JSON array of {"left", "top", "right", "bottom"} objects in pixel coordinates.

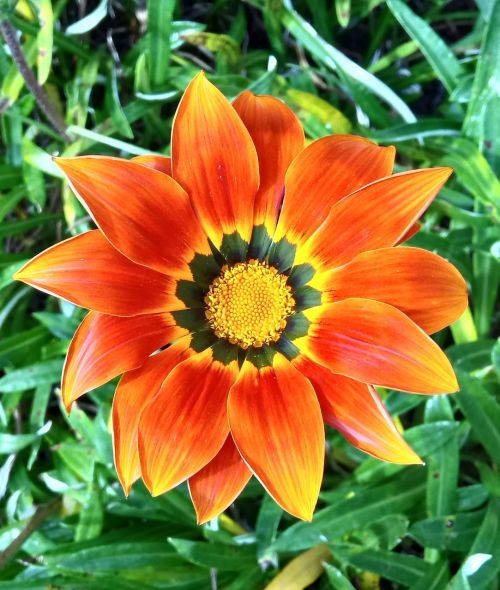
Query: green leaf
[
  {"left": 36, "top": 0, "right": 54, "bottom": 85},
  {"left": 409, "top": 558, "right": 449, "bottom": 590},
  {"left": 409, "top": 511, "right": 485, "bottom": 552},
  {"left": 75, "top": 487, "right": 104, "bottom": 542},
  {"left": 0, "top": 422, "right": 51, "bottom": 454},
  {"left": 168, "top": 538, "right": 256, "bottom": 570},
  {"left": 456, "top": 371, "right": 500, "bottom": 466},
  {"left": 255, "top": 492, "right": 282, "bottom": 565},
  {"left": 431, "top": 137, "right": 500, "bottom": 219},
  {"left": 354, "top": 421, "right": 460, "bottom": 485},
  {"left": 463, "top": 0, "right": 500, "bottom": 141},
  {"left": 0, "top": 326, "right": 49, "bottom": 366},
  {"left": 273, "top": 472, "right": 425, "bottom": 551},
  {"left": 66, "top": 0, "right": 108, "bottom": 35},
  {"left": 330, "top": 542, "right": 430, "bottom": 585},
  {"left": 0, "top": 358, "right": 63, "bottom": 393},
  {"left": 324, "top": 562, "right": 356, "bottom": 590},
  {"left": 147, "top": 0, "right": 176, "bottom": 90},
  {"left": 450, "top": 500, "right": 500, "bottom": 589},
  {"left": 386, "top": 0, "right": 465, "bottom": 93},
  {"left": 279, "top": 0, "right": 416, "bottom": 122}
]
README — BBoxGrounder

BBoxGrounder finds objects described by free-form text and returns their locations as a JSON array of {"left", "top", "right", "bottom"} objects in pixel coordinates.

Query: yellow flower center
[{"left": 205, "top": 260, "right": 295, "bottom": 349}]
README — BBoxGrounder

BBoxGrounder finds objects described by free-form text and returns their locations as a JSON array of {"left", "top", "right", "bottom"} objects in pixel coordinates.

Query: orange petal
[
  {"left": 172, "top": 72, "right": 259, "bottom": 251},
  {"left": 54, "top": 156, "right": 210, "bottom": 277},
  {"left": 233, "top": 91, "right": 304, "bottom": 232},
  {"left": 299, "top": 299, "right": 458, "bottom": 394},
  {"left": 228, "top": 354, "right": 324, "bottom": 521},
  {"left": 62, "top": 311, "right": 186, "bottom": 410},
  {"left": 297, "top": 167, "right": 452, "bottom": 269},
  {"left": 113, "top": 341, "right": 193, "bottom": 495},
  {"left": 188, "top": 435, "right": 252, "bottom": 524},
  {"left": 132, "top": 154, "right": 172, "bottom": 175},
  {"left": 323, "top": 247, "right": 468, "bottom": 334},
  {"left": 14, "top": 230, "right": 183, "bottom": 316},
  {"left": 276, "top": 135, "right": 395, "bottom": 242},
  {"left": 139, "top": 347, "right": 238, "bottom": 496},
  {"left": 295, "top": 356, "right": 422, "bottom": 464},
  {"left": 396, "top": 221, "right": 421, "bottom": 245}
]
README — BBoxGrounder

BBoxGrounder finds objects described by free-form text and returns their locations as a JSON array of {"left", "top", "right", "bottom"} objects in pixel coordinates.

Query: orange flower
[{"left": 15, "top": 72, "right": 468, "bottom": 523}]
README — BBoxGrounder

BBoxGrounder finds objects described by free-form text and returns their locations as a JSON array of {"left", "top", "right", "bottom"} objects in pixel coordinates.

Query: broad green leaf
[
  {"left": 0, "top": 359, "right": 64, "bottom": 393},
  {"left": 409, "top": 511, "right": 485, "bottom": 552},
  {"left": 0, "top": 326, "right": 49, "bottom": 366},
  {"left": 273, "top": 472, "right": 425, "bottom": 551},
  {"left": 329, "top": 543, "right": 430, "bottom": 585},
  {"left": 354, "top": 421, "right": 460, "bottom": 485},
  {"left": 168, "top": 538, "right": 256, "bottom": 570},
  {"left": 409, "top": 558, "right": 449, "bottom": 590}
]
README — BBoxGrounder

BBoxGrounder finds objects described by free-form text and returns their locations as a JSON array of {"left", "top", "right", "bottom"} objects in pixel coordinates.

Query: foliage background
[{"left": 0, "top": 0, "right": 499, "bottom": 588}]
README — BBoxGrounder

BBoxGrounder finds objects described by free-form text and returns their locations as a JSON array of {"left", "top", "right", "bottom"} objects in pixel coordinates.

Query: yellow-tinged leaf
[
  {"left": 219, "top": 514, "right": 246, "bottom": 535},
  {"left": 36, "top": 0, "right": 54, "bottom": 85},
  {"left": 1, "top": 38, "right": 37, "bottom": 104},
  {"left": 264, "top": 544, "right": 331, "bottom": 590},
  {"left": 16, "top": 0, "right": 35, "bottom": 20},
  {"left": 450, "top": 307, "right": 478, "bottom": 344},
  {"left": 181, "top": 32, "right": 240, "bottom": 64},
  {"left": 358, "top": 571, "right": 381, "bottom": 590},
  {"left": 287, "top": 89, "right": 352, "bottom": 134}
]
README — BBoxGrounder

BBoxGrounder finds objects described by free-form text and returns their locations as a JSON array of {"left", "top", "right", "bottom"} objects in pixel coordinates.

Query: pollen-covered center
[{"left": 205, "top": 260, "right": 295, "bottom": 349}]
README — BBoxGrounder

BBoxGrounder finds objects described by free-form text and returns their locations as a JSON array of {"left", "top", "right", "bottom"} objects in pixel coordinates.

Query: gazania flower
[{"left": 15, "top": 72, "right": 467, "bottom": 523}]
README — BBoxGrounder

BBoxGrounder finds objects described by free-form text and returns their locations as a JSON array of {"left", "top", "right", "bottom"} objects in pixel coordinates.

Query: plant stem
[
  {"left": 0, "top": 18, "right": 71, "bottom": 141},
  {"left": 0, "top": 498, "right": 61, "bottom": 567}
]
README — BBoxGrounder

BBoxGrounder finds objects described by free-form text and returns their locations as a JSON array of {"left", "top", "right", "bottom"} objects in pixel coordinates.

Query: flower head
[{"left": 15, "top": 72, "right": 468, "bottom": 523}]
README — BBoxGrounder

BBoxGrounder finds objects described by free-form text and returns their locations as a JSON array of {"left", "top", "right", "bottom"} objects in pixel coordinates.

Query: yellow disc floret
[{"left": 205, "top": 260, "right": 295, "bottom": 349}]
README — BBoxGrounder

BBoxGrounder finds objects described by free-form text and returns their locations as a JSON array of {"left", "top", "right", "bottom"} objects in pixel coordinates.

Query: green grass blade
[{"left": 386, "top": 0, "right": 465, "bottom": 93}]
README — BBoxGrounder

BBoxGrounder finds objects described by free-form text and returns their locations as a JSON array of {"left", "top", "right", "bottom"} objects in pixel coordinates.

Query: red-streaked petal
[
  {"left": 62, "top": 311, "right": 186, "bottom": 410},
  {"left": 276, "top": 135, "right": 395, "bottom": 242},
  {"left": 139, "top": 347, "right": 238, "bottom": 496},
  {"left": 14, "top": 230, "right": 183, "bottom": 316},
  {"left": 132, "top": 154, "right": 172, "bottom": 175},
  {"left": 323, "top": 247, "right": 468, "bottom": 334},
  {"left": 188, "top": 436, "right": 251, "bottom": 524},
  {"left": 113, "top": 341, "right": 193, "bottom": 495},
  {"left": 299, "top": 299, "right": 458, "bottom": 394},
  {"left": 233, "top": 91, "right": 304, "bottom": 232},
  {"left": 396, "top": 221, "right": 421, "bottom": 245},
  {"left": 295, "top": 356, "right": 422, "bottom": 464},
  {"left": 172, "top": 72, "right": 259, "bottom": 249},
  {"left": 297, "top": 168, "right": 452, "bottom": 269},
  {"left": 54, "top": 156, "right": 210, "bottom": 277},
  {"left": 228, "top": 354, "right": 324, "bottom": 521}
]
